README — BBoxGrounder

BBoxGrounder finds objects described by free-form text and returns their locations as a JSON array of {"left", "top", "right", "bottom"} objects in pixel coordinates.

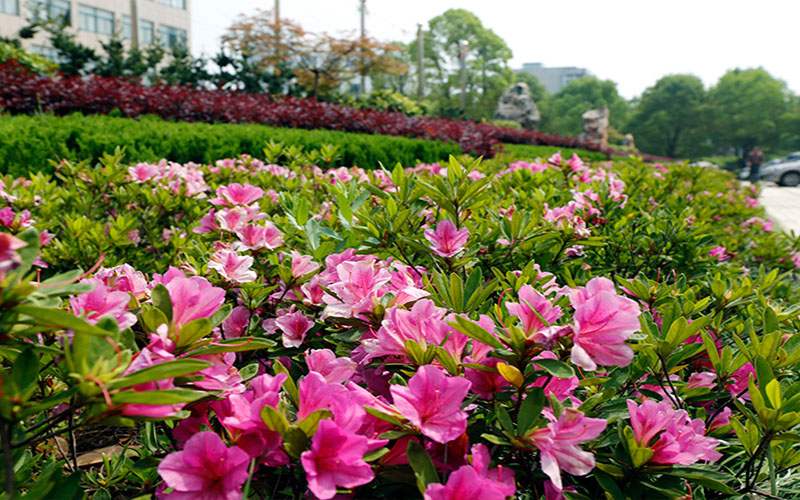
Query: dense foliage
[
  {"left": 2, "top": 145, "right": 800, "bottom": 499},
  {"left": 0, "top": 61, "right": 605, "bottom": 160},
  {"left": 0, "top": 113, "right": 462, "bottom": 177}
]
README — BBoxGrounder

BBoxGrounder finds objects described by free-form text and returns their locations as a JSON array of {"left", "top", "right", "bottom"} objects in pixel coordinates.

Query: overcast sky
[{"left": 191, "top": 0, "right": 800, "bottom": 100}]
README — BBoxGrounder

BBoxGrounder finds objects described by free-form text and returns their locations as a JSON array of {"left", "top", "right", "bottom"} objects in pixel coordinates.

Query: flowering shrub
[
  {"left": 2, "top": 149, "right": 800, "bottom": 498},
  {"left": 0, "top": 61, "right": 604, "bottom": 158}
]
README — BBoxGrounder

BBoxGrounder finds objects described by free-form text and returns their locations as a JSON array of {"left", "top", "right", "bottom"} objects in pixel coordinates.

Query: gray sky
[{"left": 191, "top": 0, "right": 800, "bottom": 100}]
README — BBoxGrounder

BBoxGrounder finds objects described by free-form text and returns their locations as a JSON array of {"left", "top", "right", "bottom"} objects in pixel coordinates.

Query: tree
[
  {"left": 709, "top": 68, "right": 793, "bottom": 158},
  {"left": 412, "top": 9, "right": 513, "bottom": 119},
  {"left": 547, "top": 77, "right": 630, "bottom": 136},
  {"left": 627, "top": 74, "right": 709, "bottom": 158}
]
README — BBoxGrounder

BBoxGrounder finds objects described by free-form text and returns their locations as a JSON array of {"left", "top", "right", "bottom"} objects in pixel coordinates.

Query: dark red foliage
[{"left": 0, "top": 61, "right": 613, "bottom": 159}]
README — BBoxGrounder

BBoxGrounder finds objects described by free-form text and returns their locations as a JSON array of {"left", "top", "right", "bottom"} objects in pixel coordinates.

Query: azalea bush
[{"left": 1, "top": 149, "right": 800, "bottom": 499}]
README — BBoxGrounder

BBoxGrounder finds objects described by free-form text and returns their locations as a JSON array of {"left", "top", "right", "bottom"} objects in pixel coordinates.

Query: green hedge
[
  {"left": 0, "top": 113, "right": 463, "bottom": 176},
  {"left": 499, "top": 143, "right": 608, "bottom": 163}
]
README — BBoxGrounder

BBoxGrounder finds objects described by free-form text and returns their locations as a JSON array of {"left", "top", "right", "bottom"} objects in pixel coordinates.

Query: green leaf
[
  {"left": 108, "top": 359, "right": 212, "bottom": 391},
  {"left": 11, "top": 348, "right": 39, "bottom": 400},
  {"left": 661, "top": 469, "right": 738, "bottom": 495},
  {"left": 298, "top": 409, "right": 332, "bottom": 437},
  {"left": 15, "top": 305, "right": 112, "bottom": 336},
  {"left": 175, "top": 318, "right": 212, "bottom": 347},
  {"left": 518, "top": 386, "right": 545, "bottom": 435},
  {"left": 365, "top": 406, "right": 404, "bottom": 427},
  {"left": 261, "top": 405, "right": 289, "bottom": 435},
  {"left": 766, "top": 379, "right": 782, "bottom": 409},
  {"left": 209, "top": 303, "right": 232, "bottom": 328},
  {"left": 764, "top": 306, "right": 778, "bottom": 334},
  {"left": 449, "top": 315, "right": 503, "bottom": 349},
  {"left": 187, "top": 337, "right": 276, "bottom": 356},
  {"left": 111, "top": 389, "right": 207, "bottom": 405},
  {"left": 151, "top": 284, "right": 173, "bottom": 323},
  {"left": 274, "top": 360, "right": 298, "bottom": 405},
  {"left": 406, "top": 439, "right": 439, "bottom": 494},
  {"left": 534, "top": 358, "right": 575, "bottom": 379}
]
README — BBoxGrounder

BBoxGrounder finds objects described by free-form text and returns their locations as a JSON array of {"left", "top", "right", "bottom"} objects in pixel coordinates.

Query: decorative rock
[
  {"left": 579, "top": 106, "right": 609, "bottom": 148},
  {"left": 494, "top": 82, "right": 540, "bottom": 131}
]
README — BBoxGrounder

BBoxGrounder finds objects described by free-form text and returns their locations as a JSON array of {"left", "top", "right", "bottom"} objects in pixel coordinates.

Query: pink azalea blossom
[
  {"left": 424, "top": 445, "right": 515, "bottom": 500},
  {"left": 528, "top": 408, "right": 607, "bottom": 492},
  {"left": 390, "top": 365, "right": 471, "bottom": 444},
  {"left": 70, "top": 278, "right": 136, "bottom": 329},
  {"left": 121, "top": 329, "right": 182, "bottom": 417},
  {"left": 129, "top": 163, "right": 160, "bottom": 183},
  {"left": 569, "top": 277, "right": 641, "bottom": 371},
  {"left": 297, "top": 371, "right": 349, "bottom": 420},
  {"left": 208, "top": 249, "right": 257, "bottom": 284},
  {"left": 157, "top": 431, "right": 250, "bottom": 500},
  {"left": 627, "top": 399, "right": 722, "bottom": 465},
  {"left": 322, "top": 261, "right": 392, "bottom": 318},
  {"left": 234, "top": 222, "right": 284, "bottom": 251},
  {"left": 710, "top": 246, "right": 731, "bottom": 262},
  {"left": 0, "top": 232, "right": 26, "bottom": 276},
  {"left": 306, "top": 349, "right": 358, "bottom": 384},
  {"left": 424, "top": 220, "right": 469, "bottom": 258},
  {"left": 222, "top": 306, "right": 251, "bottom": 338},
  {"left": 300, "top": 419, "right": 374, "bottom": 500},
  {"left": 209, "top": 183, "right": 264, "bottom": 207},
  {"left": 164, "top": 276, "right": 226, "bottom": 331},
  {"left": 193, "top": 209, "right": 219, "bottom": 234},
  {"left": 290, "top": 251, "right": 320, "bottom": 278},
  {"left": 506, "top": 285, "right": 563, "bottom": 337},
  {"left": 275, "top": 307, "right": 313, "bottom": 348},
  {"left": 95, "top": 264, "right": 149, "bottom": 300}
]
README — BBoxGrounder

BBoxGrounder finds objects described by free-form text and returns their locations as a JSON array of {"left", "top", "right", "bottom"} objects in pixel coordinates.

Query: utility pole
[
  {"left": 459, "top": 40, "right": 468, "bottom": 113},
  {"left": 274, "top": 0, "right": 280, "bottom": 63},
  {"left": 416, "top": 23, "right": 424, "bottom": 101},
  {"left": 275, "top": 0, "right": 279, "bottom": 22},
  {"left": 359, "top": 0, "right": 366, "bottom": 96},
  {"left": 130, "top": 0, "right": 139, "bottom": 49}
]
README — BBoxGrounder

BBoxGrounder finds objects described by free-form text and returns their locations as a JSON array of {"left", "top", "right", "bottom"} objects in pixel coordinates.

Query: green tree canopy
[
  {"left": 548, "top": 77, "right": 630, "bottom": 137},
  {"left": 627, "top": 74, "right": 709, "bottom": 158},
  {"left": 709, "top": 68, "right": 793, "bottom": 157},
  {"left": 411, "top": 8, "right": 513, "bottom": 119}
]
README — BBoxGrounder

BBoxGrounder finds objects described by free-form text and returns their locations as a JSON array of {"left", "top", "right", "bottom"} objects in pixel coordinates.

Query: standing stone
[
  {"left": 579, "top": 106, "right": 610, "bottom": 148},
  {"left": 494, "top": 82, "right": 541, "bottom": 130},
  {"left": 622, "top": 133, "right": 636, "bottom": 149}
]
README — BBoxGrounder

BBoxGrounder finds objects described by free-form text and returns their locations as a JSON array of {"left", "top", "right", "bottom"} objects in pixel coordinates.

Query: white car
[{"left": 740, "top": 152, "right": 800, "bottom": 186}]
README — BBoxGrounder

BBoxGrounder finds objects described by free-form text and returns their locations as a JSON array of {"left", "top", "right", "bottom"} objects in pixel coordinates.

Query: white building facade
[{"left": 0, "top": 0, "right": 190, "bottom": 58}]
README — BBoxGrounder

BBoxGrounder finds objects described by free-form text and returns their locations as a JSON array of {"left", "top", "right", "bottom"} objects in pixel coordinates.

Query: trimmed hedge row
[
  {"left": 0, "top": 113, "right": 463, "bottom": 176},
  {"left": 500, "top": 143, "right": 608, "bottom": 163}
]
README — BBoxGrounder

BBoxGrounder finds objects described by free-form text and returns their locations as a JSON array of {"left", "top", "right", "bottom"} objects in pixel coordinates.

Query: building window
[
  {"left": 152, "top": 0, "right": 185, "bottom": 10},
  {"left": 31, "top": 44, "right": 59, "bottom": 61},
  {"left": 78, "top": 4, "right": 114, "bottom": 35},
  {"left": 0, "top": 0, "right": 19, "bottom": 15},
  {"left": 122, "top": 16, "right": 155, "bottom": 45},
  {"left": 158, "top": 24, "right": 186, "bottom": 49},
  {"left": 27, "top": 0, "right": 70, "bottom": 24}
]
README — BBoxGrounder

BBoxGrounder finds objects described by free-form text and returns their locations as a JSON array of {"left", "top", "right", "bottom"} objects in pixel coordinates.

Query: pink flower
[
  {"left": 390, "top": 365, "right": 471, "bottom": 444},
  {"left": 297, "top": 371, "right": 348, "bottom": 420},
  {"left": 424, "top": 220, "right": 469, "bottom": 258},
  {"left": 222, "top": 306, "right": 251, "bottom": 338},
  {"left": 129, "top": 163, "right": 160, "bottom": 182},
  {"left": 95, "top": 264, "right": 149, "bottom": 300},
  {"left": 209, "top": 183, "right": 264, "bottom": 207},
  {"left": 306, "top": 349, "right": 358, "bottom": 384},
  {"left": 569, "top": 277, "right": 641, "bottom": 371},
  {"left": 627, "top": 399, "right": 722, "bottom": 465},
  {"left": 157, "top": 431, "right": 250, "bottom": 500},
  {"left": 193, "top": 209, "right": 219, "bottom": 234},
  {"left": 290, "top": 251, "right": 320, "bottom": 278},
  {"left": 322, "top": 261, "right": 392, "bottom": 318},
  {"left": 528, "top": 408, "right": 607, "bottom": 491},
  {"left": 710, "top": 246, "right": 731, "bottom": 262},
  {"left": 506, "top": 285, "right": 563, "bottom": 337},
  {"left": 70, "top": 278, "right": 136, "bottom": 329},
  {"left": 208, "top": 249, "right": 257, "bottom": 284},
  {"left": 424, "top": 445, "right": 515, "bottom": 500},
  {"left": 121, "top": 330, "right": 182, "bottom": 417},
  {"left": 164, "top": 276, "right": 226, "bottom": 331},
  {"left": 0, "top": 232, "right": 26, "bottom": 275},
  {"left": 300, "top": 419, "right": 374, "bottom": 500},
  {"left": 275, "top": 307, "right": 313, "bottom": 348},
  {"left": 234, "top": 222, "right": 284, "bottom": 251}
]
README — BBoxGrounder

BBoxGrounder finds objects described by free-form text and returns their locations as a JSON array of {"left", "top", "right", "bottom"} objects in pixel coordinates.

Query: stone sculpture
[
  {"left": 579, "top": 106, "right": 609, "bottom": 148},
  {"left": 494, "top": 82, "right": 540, "bottom": 131}
]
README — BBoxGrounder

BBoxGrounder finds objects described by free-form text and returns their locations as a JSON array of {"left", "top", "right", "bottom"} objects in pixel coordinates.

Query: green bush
[
  {"left": 499, "top": 142, "right": 608, "bottom": 162},
  {"left": 0, "top": 41, "right": 56, "bottom": 74},
  {"left": 0, "top": 113, "right": 462, "bottom": 176}
]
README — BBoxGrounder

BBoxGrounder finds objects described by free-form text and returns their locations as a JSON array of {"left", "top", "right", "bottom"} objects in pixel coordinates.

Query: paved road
[{"left": 759, "top": 185, "right": 800, "bottom": 235}]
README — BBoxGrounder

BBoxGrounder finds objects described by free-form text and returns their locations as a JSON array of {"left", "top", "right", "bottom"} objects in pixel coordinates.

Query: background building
[
  {"left": 519, "top": 62, "right": 591, "bottom": 94},
  {"left": 0, "top": 0, "right": 190, "bottom": 58}
]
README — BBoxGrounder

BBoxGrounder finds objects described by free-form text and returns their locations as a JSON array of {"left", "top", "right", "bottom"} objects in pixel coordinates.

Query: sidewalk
[{"left": 759, "top": 185, "right": 800, "bottom": 235}]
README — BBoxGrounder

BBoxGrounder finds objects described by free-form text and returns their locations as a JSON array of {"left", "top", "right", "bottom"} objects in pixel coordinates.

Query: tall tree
[
  {"left": 548, "top": 77, "right": 630, "bottom": 136},
  {"left": 414, "top": 9, "right": 513, "bottom": 119},
  {"left": 627, "top": 74, "right": 709, "bottom": 158},
  {"left": 709, "top": 68, "right": 793, "bottom": 157}
]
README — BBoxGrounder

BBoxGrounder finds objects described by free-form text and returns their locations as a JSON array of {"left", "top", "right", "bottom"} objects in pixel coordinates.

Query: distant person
[{"left": 747, "top": 146, "right": 765, "bottom": 183}]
